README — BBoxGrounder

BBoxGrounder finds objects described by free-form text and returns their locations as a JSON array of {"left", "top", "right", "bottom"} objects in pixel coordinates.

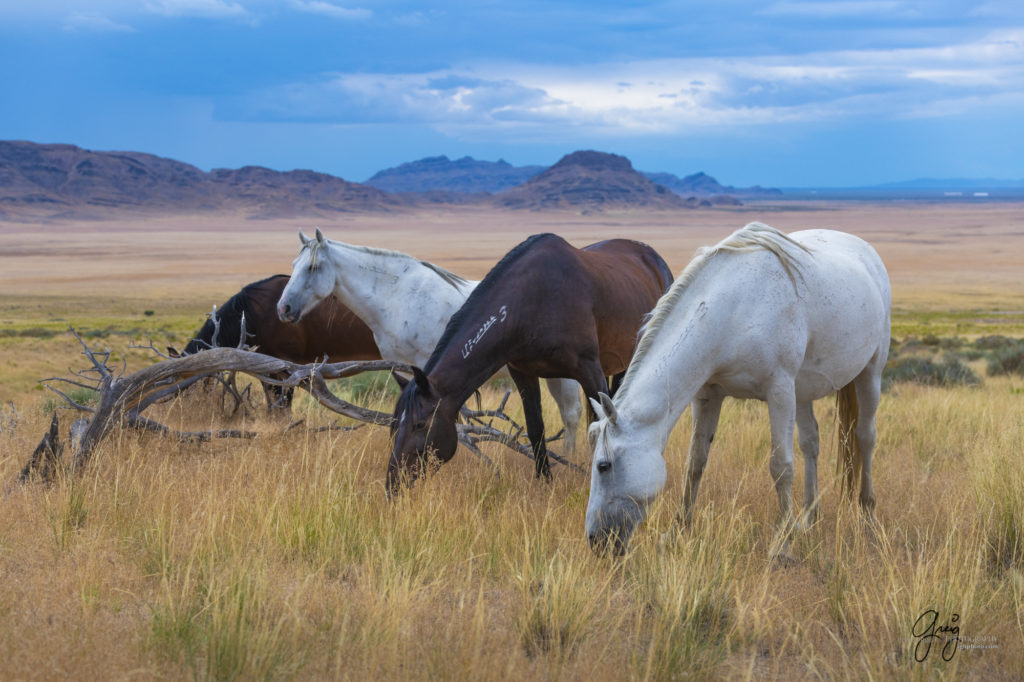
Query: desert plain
[{"left": 0, "top": 201, "right": 1022, "bottom": 679}]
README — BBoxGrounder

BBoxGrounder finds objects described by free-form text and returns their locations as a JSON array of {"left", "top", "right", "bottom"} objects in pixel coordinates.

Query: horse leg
[
  {"left": 853, "top": 362, "right": 883, "bottom": 515},
  {"left": 510, "top": 369, "right": 550, "bottom": 480},
  {"left": 544, "top": 378, "right": 582, "bottom": 454},
  {"left": 609, "top": 371, "right": 626, "bottom": 396},
  {"left": 681, "top": 387, "right": 724, "bottom": 527},
  {"left": 795, "top": 400, "right": 819, "bottom": 527},
  {"left": 766, "top": 379, "right": 797, "bottom": 534}
]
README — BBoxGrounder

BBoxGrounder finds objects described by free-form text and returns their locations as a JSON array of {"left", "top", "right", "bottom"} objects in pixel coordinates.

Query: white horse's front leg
[
  {"left": 544, "top": 378, "right": 582, "bottom": 454},
  {"left": 766, "top": 381, "right": 797, "bottom": 530},
  {"left": 681, "top": 387, "right": 724, "bottom": 527},
  {"left": 795, "top": 400, "right": 820, "bottom": 527}
]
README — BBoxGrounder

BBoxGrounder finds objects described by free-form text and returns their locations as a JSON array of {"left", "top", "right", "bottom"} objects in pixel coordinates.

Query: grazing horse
[
  {"left": 585, "top": 223, "right": 891, "bottom": 554},
  {"left": 182, "top": 274, "right": 380, "bottom": 408},
  {"left": 387, "top": 233, "right": 674, "bottom": 495},
  {"left": 276, "top": 229, "right": 587, "bottom": 452}
]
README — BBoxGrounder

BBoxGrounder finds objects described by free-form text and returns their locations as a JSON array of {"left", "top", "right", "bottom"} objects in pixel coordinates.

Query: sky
[{"left": 1, "top": 1, "right": 1023, "bottom": 187}]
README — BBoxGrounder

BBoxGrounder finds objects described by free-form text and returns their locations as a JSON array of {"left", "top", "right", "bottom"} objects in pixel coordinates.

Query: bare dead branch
[
  {"left": 41, "top": 383, "right": 97, "bottom": 413},
  {"left": 20, "top": 329, "right": 583, "bottom": 486},
  {"left": 129, "top": 335, "right": 178, "bottom": 361},
  {"left": 19, "top": 413, "right": 62, "bottom": 483},
  {"left": 125, "top": 413, "right": 260, "bottom": 443}
]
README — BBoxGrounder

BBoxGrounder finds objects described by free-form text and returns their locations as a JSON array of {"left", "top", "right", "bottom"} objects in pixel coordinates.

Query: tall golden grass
[{"left": 1, "top": 368, "right": 1021, "bottom": 680}]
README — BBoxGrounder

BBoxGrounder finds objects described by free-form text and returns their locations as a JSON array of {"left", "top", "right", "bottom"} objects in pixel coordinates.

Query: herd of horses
[{"left": 185, "top": 222, "right": 891, "bottom": 554}]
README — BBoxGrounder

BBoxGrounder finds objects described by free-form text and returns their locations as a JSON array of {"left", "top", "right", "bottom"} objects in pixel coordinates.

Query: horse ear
[
  {"left": 412, "top": 367, "right": 432, "bottom": 395},
  {"left": 166, "top": 346, "right": 181, "bottom": 358},
  {"left": 315, "top": 227, "right": 326, "bottom": 244},
  {"left": 391, "top": 370, "right": 410, "bottom": 390},
  {"left": 298, "top": 230, "right": 311, "bottom": 246},
  {"left": 599, "top": 392, "right": 618, "bottom": 425},
  {"left": 589, "top": 396, "right": 605, "bottom": 421}
]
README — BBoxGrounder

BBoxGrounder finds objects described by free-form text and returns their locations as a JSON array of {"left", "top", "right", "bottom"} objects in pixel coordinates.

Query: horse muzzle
[{"left": 277, "top": 302, "right": 300, "bottom": 323}]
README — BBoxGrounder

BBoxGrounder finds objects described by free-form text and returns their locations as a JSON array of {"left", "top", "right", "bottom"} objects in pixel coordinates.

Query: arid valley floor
[{"left": 0, "top": 201, "right": 1022, "bottom": 679}]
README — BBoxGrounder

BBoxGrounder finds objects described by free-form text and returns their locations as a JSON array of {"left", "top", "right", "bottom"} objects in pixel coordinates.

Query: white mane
[
  {"left": 617, "top": 222, "right": 811, "bottom": 401},
  {"left": 307, "top": 238, "right": 470, "bottom": 291}
]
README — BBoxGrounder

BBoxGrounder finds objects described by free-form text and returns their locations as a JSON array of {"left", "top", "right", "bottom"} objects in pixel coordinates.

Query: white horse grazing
[
  {"left": 585, "top": 223, "right": 891, "bottom": 554},
  {"left": 276, "top": 228, "right": 585, "bottom": 452}
]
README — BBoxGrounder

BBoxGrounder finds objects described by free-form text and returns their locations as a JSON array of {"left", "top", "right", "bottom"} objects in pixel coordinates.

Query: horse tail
[{"left": 835, "top": 382, "right": 860, "bottom": 499}]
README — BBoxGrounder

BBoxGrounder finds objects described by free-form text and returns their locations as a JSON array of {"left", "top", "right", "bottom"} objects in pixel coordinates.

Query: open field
[{"left": 1, "top": 202, "right": 1022, "bottom": 679}]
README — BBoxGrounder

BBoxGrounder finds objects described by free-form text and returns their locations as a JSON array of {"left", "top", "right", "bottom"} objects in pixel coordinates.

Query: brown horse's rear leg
[{"left": 509, "top": 368, "right": 550, "bottom": 480}]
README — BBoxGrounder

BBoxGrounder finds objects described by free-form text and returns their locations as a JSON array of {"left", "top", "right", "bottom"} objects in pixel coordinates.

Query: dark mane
[
  {"left": 184, "top": 274, "right": 289, "bottom": 353},
  {"left": 424, "top": 233, "right": 559, "bottom": 372}
]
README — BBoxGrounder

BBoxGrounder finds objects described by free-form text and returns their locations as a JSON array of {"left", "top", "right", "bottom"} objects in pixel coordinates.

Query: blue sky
[{"left": 2, "top": 1, "right": 1022, "bottom": 187}]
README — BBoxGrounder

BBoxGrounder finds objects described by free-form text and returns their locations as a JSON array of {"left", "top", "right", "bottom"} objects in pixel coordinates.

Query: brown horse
[
  {"left": 387, "top": 233, "right": 673, "bottom": 494},
  {"left": 181, "top": 275, "right": 380, "bottom": 408}
]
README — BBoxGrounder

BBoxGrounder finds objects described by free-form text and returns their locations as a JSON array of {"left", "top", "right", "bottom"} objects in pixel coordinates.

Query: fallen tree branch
[{"left": 20, "top": 328, "right": 580, "bottom": 485}]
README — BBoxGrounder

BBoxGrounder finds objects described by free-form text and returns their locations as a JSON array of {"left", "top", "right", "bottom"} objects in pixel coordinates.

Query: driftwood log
[{"left": 17, "top": 329, "right": 581, "bottom": 486}]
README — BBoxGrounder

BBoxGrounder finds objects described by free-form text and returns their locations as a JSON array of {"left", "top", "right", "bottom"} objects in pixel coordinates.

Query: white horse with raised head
[
  {"left": 585, "top": 222, "right": 891, "bottom": 554},
  {"left": 276, "top": 228, "right": 585, "bottom": 451}
]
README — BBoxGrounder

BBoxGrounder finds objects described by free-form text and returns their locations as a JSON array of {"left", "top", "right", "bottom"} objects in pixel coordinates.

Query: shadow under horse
[
  {"left": 178, "top": 274, "right": 380, "bottom": 410},
  {"left": 387, "top": 233, "right": 674, "bottom": 494}
]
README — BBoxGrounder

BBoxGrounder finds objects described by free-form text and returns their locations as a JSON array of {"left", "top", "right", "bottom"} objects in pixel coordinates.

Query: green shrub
[
  {"left": 883, "top": 355, "right": 980, "bottom": 391},
  {"left": 986, "top": 340, "right": 1024, "bottom": 376}
]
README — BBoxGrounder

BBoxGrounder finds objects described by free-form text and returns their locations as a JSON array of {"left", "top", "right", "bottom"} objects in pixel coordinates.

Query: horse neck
[
  {"left": 615, "top": 281, "right": 725, "bottom": 445},
  {"left": 427, "top": 315, "right": 516, "bottom": 410},
  {"left": 322, "top": 242, "right": 475, "bottom": 365}
]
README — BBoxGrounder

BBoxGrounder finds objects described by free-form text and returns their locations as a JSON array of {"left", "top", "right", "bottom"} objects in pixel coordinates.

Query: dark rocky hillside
[
  {"left": 496, "top": 150, "right": 700, "bottom": 210},
  {"left": 0, "top": 141, "right": 402, "bottom": 219}
]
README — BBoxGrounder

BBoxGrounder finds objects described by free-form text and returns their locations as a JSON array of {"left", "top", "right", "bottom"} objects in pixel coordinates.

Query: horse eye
[
  {"left": 597, "top": 461, "right": 612, "bottom": 474},
  {"left": 414, "top": 421, "right": 427, "bottom": 430}
]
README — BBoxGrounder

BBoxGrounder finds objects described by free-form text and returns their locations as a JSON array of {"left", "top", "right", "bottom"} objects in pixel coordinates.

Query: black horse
[{"left": 179, "top": 275, "right": 380, "bottom": 409}]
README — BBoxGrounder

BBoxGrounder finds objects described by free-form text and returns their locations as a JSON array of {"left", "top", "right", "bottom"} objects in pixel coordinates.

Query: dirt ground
[{"left": 0, "top": 201, "right": 1020, "bottom": 304}]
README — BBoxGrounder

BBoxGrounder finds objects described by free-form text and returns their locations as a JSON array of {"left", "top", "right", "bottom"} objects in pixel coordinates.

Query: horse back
[
  {"left": 578, "top": 239, "right": 674, "bottom": 373},
  {"left": 189, "top": 275, "right": 380, "bottom": 363}
]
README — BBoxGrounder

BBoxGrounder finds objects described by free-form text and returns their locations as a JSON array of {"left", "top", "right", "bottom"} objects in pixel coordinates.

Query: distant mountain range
[
  {"left": 1, "top": 141, "right": 768, "bottom": 219},
  {"left": 869, "top": 177, "right": 1024, "bottom": 190},
  {"left": 11, "top": 139, "right": 1016, "bottom": 220},
  {"left": 366, "top": 153, "right": 779, "bottom": 198}
]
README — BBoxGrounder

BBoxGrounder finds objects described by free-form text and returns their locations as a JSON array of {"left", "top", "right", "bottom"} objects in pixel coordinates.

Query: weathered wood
[
  {"left": 19, "top": 413, "right": 62, "bottom": 483},
  {"left": 19, "top": 328, "right": 577, "bottom": 485}
]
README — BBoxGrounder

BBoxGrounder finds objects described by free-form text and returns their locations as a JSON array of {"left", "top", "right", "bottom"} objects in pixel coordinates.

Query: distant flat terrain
[{"left": 2, "top": 202, "right": 1022, "bottom": 309}]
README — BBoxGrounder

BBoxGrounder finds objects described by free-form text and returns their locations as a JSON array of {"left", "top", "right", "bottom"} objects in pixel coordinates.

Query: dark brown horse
[
  {"left": 387, "top": 233, "right": 673, "bottom": 494},
  {"left": 181, "top": 275, "right": 380, "bottom": 408}
]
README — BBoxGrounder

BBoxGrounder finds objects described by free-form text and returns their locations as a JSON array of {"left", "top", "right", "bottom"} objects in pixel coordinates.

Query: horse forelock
[{"left": 618, "top": 222, "right": 812, "bottom": 401}]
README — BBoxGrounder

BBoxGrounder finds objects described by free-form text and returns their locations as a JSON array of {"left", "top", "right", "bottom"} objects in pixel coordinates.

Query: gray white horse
[{"left": 585, "top": 223, "right": 891, "bottom": 554}]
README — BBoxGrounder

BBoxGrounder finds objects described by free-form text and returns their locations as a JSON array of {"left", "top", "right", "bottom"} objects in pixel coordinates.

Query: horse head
[
  {"left": 386, "top": 368, "right": 460, "bottom": 497},
  {"left": 278, "top": 228, "right": 334, "bottom": 323},
  {"left": 585, "top": 392, "right": 666, "bottom": 555}
]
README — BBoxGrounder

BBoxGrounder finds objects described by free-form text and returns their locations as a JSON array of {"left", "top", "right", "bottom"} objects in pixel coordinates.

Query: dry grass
[
  {"left": 1, "top": 203, "right": 1022, "bottom": 679},
  {"left": 0, "top": 372, "right": 1021, "bottom": 680}
]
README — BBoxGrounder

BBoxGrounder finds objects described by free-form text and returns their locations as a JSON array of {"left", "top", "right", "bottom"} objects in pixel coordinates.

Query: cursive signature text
[
  {"left": 912, "top": 609, "right": 960, "bottom": 662},
  {"left": 462, "top": 305, "right": 508, "bottom": 359}
]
